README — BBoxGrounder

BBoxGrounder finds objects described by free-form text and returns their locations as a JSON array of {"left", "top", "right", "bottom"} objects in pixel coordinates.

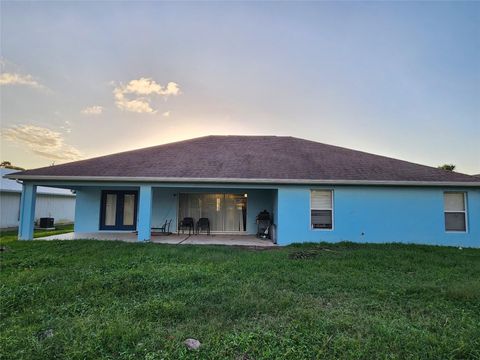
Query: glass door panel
[
  {"left": 105, "top": 194, "right": 117, "bottom": 226},
  {"left": 202, "top": 194, "right": 224, "bottom": 232},
  {"left": 123, "top": 194, "right": 135, "bottom": 226},
  {"left": 178, "top": 193, "right": 201, "bottom": 225},
  {"left": 224, "top": 194, "right": 246, "bottom": 231}
]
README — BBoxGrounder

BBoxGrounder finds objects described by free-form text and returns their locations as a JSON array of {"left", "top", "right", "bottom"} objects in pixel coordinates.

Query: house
[
  {"left": 0, "top": 168, "right": 75, "bottom": 229},
  {"left": 5, "top": 136, "right": 480, "bottom": 247}
]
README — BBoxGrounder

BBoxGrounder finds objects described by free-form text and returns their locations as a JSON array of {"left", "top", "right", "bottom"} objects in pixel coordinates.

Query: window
[
  {"left": 444, "top": 192, "right": 467, "bottom": 232},
  {"left": 311, "top": 190, "right": 333, "bottom": 229}
]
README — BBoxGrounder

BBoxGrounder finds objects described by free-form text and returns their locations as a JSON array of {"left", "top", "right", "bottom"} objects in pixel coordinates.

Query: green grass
[
  {"left": 1, "top": 237, "right": 479, "bottom": 359},
  {"left": 0, "top": 224, "right": 74, "bottom": 245}
]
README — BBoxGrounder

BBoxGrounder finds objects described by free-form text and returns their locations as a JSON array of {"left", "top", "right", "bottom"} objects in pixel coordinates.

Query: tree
[
  {"left": 0, "top": 161, "right": 25, "bottom": 170},
  {"left": 438, "top": 164, "right": 455, "bottom": 172}
]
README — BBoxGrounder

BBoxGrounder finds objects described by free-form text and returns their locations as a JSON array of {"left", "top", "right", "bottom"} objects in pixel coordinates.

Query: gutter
[
  {"left": 4, "top": 174, "right": 480, "bottom": 187},
  {"left": 0, "top": 189, "right": 76, "bottom": 196}
]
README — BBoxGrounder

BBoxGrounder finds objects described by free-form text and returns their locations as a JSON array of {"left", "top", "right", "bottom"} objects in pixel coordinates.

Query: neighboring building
[
  {"left": 0, "top": 168, "right": 75, "bottom": 228},
  {"left": 5, "top": 136, "right": 480, "bottom": 247}
]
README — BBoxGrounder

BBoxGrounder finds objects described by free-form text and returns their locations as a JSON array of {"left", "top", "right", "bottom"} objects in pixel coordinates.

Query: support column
[
  {"left": 18, "top": 183, "right": 37, "bottom": 240},
  {"left": 137, "top": 185, "right": 152, "bottom": 241}
]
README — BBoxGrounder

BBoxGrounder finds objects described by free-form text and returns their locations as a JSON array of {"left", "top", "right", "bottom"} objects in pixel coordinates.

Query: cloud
[
  {"left": 81, "top": 105, "right": 103, "bottom": 115},
  {"left": 60, "top": 120, "right": 72, "bottom": 133},
  {"left": 0, "top": 59, "right": 46, "bottom": 90},
  {"left": 1, "top": 125, "right": 82, "bottom": 161},
  {"left": 0, "top": 72, "right": 42, "bottom": 88},
  {"left": 113, "top": 77, "right": 181, "bottom": 113},
  {"left": 114, "top": 88, "right": 155, "bottom": 113},
  {"left": 162, "top": 111, "right": 171, "bottom": 117},
  {"left": 162, "top": 82, "right": 181, "bottom": 96}
]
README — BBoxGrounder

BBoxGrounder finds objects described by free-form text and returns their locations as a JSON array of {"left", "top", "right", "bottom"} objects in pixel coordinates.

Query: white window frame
[
  {"left": 444, "top": 192, "right": 468, "bottom": 233},
  {"left": 310, "top": 189, "right": 334, "bottom": 231}
]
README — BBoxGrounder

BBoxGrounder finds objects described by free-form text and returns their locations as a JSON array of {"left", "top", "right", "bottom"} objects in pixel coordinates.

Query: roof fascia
[{"left": 5, "top": 175, "right": 480, "bottom": 187}]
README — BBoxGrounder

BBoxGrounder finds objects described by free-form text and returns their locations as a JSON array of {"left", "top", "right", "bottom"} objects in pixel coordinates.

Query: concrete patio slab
[{"left": 37, "top": 232, "right": 276, "bottom": 247}]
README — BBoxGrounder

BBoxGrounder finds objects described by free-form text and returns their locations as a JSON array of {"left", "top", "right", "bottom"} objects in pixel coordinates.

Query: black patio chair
[
  {"left": 196, "top": 218, "right": 210, "bottom": 235},
  {"left": 179, "top": 217, "right": 195, "bottom": 235}
]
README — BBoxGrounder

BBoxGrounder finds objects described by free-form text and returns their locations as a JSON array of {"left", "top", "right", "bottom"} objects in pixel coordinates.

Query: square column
[
  {"left": 18, "top": 183, "right": 37, "bottom": 240},
  {"left": 137, "top": 185, "right": 152, "bottom": 241}
]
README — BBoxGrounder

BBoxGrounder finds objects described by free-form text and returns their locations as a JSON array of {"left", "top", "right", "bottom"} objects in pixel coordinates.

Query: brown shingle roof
[{"left": 8, "top": 136, "right": 480, "bottom": 184}]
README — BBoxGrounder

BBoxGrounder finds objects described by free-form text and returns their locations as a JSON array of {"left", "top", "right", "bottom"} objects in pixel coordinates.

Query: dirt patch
[
  {"left": 37, "top": 329, "right": 54, "bottom": 340},
  {"left": 235, "top": 245, "right": 282, "bottom": 251},
  {"left": 288, "top": 247, "right": 339, "bottom": 259},
  {"left": 236, "top": 353, "right": 252, "bottom": 360}
]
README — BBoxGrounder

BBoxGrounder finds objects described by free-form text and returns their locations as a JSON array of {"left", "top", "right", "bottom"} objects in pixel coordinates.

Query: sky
[{"left": 1, "top": 1, "right": 479, "bottom": 174}]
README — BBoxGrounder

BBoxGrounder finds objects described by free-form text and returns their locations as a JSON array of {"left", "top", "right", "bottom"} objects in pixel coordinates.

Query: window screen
[
  {"left": 311, "top": 190, "right": 333, "bottom": 229},
  {"left": 444, "top": 192, "right": 466, "bottom": 232}
]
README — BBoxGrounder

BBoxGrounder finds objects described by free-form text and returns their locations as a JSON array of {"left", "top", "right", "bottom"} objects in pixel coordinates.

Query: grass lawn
[
  {"left": 0, "top": 224, "right": 74, "bottom": 245},
  {"left": 1, "top": 236, "right": 479, "bottom": 359}
]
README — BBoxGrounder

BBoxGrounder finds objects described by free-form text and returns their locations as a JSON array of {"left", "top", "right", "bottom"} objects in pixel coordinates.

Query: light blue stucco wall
[
  {"left": 246, "top": 189, "right": 275, "bottom": 234},
  {"left": 276, "top": 186, "right": 479, "bottom": 247},
  {"left": 152, "top": 188, "right": 178, "bottom": 228},
  {"left": 74, "top": 188, "right": 101, "bottom": 232}
]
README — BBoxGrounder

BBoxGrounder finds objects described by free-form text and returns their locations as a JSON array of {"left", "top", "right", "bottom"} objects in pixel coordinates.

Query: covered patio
[
  {"left": 15, "top": 181, "right": 278, "bottom": 243},
  {"left": 37, "top": 231, "right": 276, "bottom": 247}
]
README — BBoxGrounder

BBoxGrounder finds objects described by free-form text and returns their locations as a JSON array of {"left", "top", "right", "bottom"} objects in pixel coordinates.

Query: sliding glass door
[{"left": 178, "top": 193, "right": 247, "bottom": 232}]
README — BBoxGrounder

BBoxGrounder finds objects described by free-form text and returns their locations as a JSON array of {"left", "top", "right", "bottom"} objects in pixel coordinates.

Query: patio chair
[
  {"left": 196, "top": 217, "right": 210, "bottom": 235},
  {"left": 152, "top": 219, "right": 172, "bottom": 235},
  {"left": 179, "top": 217, "right": 195, "bottom": 235}
]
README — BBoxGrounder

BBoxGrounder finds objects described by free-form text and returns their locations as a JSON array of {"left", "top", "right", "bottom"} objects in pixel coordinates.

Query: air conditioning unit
[{"left": 39, "top": 217, "right": 54, "bottom": 229}]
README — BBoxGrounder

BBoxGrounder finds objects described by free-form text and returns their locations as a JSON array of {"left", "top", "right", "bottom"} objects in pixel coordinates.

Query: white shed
[{"left": 0, "top": 168, "right": 75, "bottom": 229}]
